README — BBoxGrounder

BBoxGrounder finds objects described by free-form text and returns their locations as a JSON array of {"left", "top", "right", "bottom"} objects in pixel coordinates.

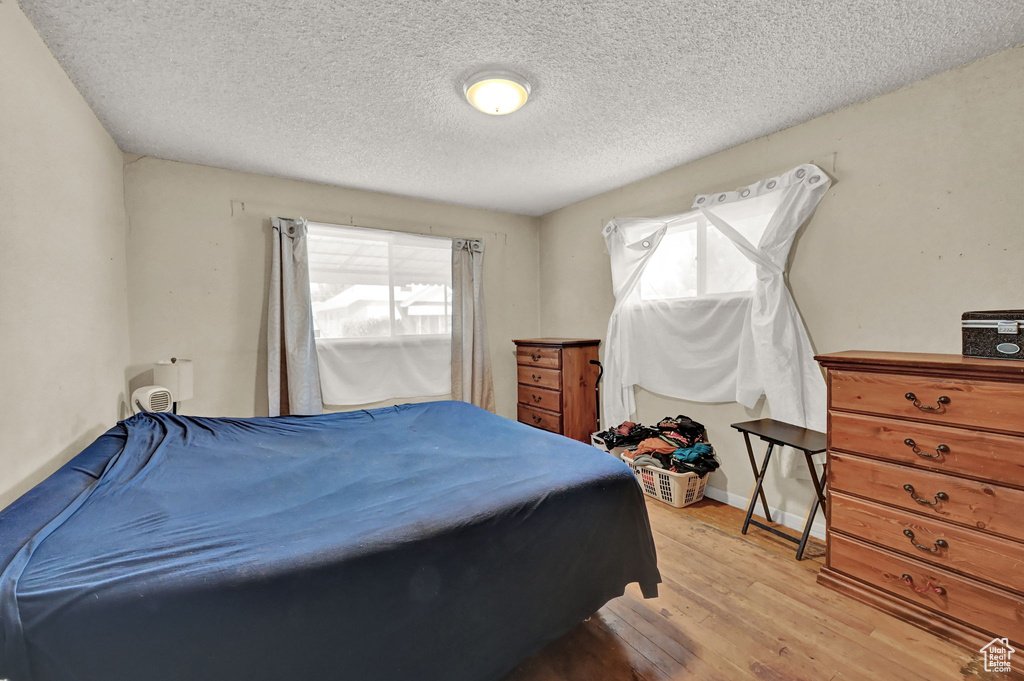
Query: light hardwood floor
[{"left": 504, "top": 497, "right": 1015, "bottom": 681}]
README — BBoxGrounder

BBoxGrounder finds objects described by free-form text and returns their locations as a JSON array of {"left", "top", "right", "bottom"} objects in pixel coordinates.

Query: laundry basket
[{"left": 621, "top": 452, "right": 708, "bottom": 508}]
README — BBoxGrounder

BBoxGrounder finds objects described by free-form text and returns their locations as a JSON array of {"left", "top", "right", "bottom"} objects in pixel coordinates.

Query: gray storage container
[{"left": 962, "top": 310, "right": 1024, "bottom": 360}]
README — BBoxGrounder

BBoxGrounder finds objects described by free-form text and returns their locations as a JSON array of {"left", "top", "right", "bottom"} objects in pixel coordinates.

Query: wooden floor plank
[
  {"left": 605, "top": 596, "right": 744, "bottom": 681},
  {"left": 740, "top": 579, "right": 937, "bottom": 681},
  {"left": 642, "top": 506, "right": 957, "bottom": 680},
  {"left": 656, "top": 497, "right": 827, "bottom": 567},
  {"left": 655, "top": 560, "right": 843, "bottom": 680},
  {"left": 614, "top": 591, "right": 812, "bottom": 681},
  {"left": 503, "top": 497, "right": 1000, "bottom": 681},
  {"left": 517, "top": 616, "right": 672, "bottom": 681},
  {"left": 597, "top": 606, "right": 700, "bottom": 680}
]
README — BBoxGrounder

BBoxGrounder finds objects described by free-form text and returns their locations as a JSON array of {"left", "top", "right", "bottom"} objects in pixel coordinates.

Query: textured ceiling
[{"left": 18, "top": 0, "right": 1024, "bottom": 216}]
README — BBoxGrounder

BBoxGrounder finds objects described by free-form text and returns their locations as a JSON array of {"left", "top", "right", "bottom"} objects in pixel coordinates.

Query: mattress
[{"left": 0, "top": 401, "right": 659, "bottom": 681}]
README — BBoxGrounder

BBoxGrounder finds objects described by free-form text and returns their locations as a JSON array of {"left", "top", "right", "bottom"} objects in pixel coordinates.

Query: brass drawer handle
[
  {"left": 531, "top": 353, "right": 541, "bottom": 361},
  {"left": 531, "top": 414, "right": 542, "bottom": 424},
  {"left": 903, "top": 484, "right": 948, "bottom": 506},
  {"left": 901, "top": 574, "right": 946, "bottom": 596},
  {"left": 531, "top": 394, "right": 542, "bottom": 403},
  {"left": 903, "top": 529, "right": 948, "bottom": 553},
  {"left": 904, "top": 392, "right": 950, "bottom": 411},
  {"left": 531, "top": 373, "right": 542, "bottom": 382},
  {"left": 903, "top": 438, "right": 950, "bottom": 459}
]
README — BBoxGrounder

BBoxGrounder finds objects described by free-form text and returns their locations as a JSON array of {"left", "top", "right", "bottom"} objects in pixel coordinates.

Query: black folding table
[{"left": 730, "top": 419, "right": 827, "bottom": 560}]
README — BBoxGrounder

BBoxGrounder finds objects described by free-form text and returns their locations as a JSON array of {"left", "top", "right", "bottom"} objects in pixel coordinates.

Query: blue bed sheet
[{"left": 0, "top": 401, "right": 659, "bottom": 681}]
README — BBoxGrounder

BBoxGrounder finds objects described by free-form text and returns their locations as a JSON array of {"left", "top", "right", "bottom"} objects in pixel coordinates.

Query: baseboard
[{"left": 703, "top": 485, "right": 826, "bottom": 540}]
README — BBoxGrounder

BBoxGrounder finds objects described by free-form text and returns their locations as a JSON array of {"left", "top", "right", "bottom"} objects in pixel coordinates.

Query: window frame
[
  {"left": 305, "top": 221, "right": 453, "bottom": 343},
  {"left": 637, "top": 212, "right": 759, "bottom": 303}
]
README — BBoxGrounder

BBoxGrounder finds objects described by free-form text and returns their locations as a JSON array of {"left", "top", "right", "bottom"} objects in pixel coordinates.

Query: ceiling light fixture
[{"left": 464, "top": 70, "right": 531, "bottom": 115}]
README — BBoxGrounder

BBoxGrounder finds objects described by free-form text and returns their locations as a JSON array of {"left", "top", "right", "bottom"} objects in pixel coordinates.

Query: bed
[{"left": 0, "top": 400, "right": 660, "bottom": 681}]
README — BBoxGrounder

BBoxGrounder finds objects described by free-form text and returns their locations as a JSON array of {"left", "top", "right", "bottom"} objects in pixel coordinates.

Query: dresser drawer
[
  {"left": 517, "top": 384, "right": 562, "bottom": 413},
  {"left": 517, "top": 365, "right": 561, "bottom": 391},
  {"left": 830, "top": 533, "right": 1024, "bottom": 645},
  {"left": 516, "top": 345, "right": 561, "bottom": 369},
  {"left": 829, "top": 452, "right": 1024, "bottom": 542},
  {"left": 517, "top": 404, "right": 562, "bottom": 434},
  {"left": 830, "top": 411, "right": 1024, "bottom": 487},
  {"left": 829, "top": 370, "right": 1024, "bottom": 434},
  {"left": 830, "top": 492, "right": 1024, "bottom": 594}
]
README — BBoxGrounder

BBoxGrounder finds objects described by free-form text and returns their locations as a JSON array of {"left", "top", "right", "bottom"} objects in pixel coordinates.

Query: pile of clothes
[
  {"left": 594, "top": 420, "right": 660, "bottom": 449},
  {"left": 597, "top": 415, "right": 720, "bottom": 478}
]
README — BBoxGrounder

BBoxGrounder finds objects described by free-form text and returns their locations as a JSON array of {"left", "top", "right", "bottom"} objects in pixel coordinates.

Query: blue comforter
[{"left": 0, "top": 401, "right": 659, "bottom": 681}]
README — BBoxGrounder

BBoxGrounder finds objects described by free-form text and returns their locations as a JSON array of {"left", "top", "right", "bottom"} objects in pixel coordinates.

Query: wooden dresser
[
  {"left": 513, "top": 338, "right": 600, "bottom": 443},
  {"left": 816, "top": 351, "right": 1024, "bottom": 651}
]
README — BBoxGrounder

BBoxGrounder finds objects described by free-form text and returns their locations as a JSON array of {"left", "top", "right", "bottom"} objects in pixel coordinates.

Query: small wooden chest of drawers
[
  {"left": 513, "top": 338, "right": 600, "bottom": 443},
  {"left": 816, "top": 351, "right": 1024, "bottom": 652}
]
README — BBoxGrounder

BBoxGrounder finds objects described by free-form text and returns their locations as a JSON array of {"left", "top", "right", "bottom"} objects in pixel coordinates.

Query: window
[
  {"left": 638, "top": 192, "right": 780, "bottom": 302},
  {"left": 307, "top": 223, "right": 452, "bottom": 340},
  {"left": 306, "top": 222, "right": 453, "bottom": 406}
]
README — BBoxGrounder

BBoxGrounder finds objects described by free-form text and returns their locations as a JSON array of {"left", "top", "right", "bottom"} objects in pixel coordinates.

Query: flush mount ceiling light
[{"left": 464, "top": 70, "right": 531, "bottom": 115}]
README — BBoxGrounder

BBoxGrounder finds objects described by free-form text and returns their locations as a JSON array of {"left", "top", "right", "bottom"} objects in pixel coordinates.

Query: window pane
[
  {"left": 312, "top": 283, "right": 392, "bottom": 339},
  {"left": 633, "top": 196, "right": 779, "bottom": 303},
  {"left": 308, "top": 229, "right": 391, "bottom": 339},
  {"left": 639, "top": 228, "right": 697, "bottom": 300},
  {"left": 391, "top": 240, "right": 452, "bottom": 336},
  {"left": 307, "top": 224, "right": 451, "bottom": 339},
  {"left": 395, "top": 284, "right": 452, "bottom": 335},
  {"left": 705, "top": 225, "right": 756, "bottom": 295}
]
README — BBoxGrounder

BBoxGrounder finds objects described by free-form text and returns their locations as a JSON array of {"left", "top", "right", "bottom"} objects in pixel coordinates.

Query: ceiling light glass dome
[{"left": 464, "top": 70, "right": 531, "bottom": 115}]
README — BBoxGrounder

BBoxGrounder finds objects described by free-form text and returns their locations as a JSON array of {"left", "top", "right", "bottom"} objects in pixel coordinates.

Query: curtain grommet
[
  {"left": 696, "top": 196, "right": 706, "bottom": 204},
  {"left": 795, "top": 168, "right": 806, "bottom": 179},
  {"left": 767, "top": 180, "right": 777, "bottom": 189},
  {"left": 641, "top": 240, "right": 652, "bottom": 248},
  {"left": 809, "top": 175, "right": 821, "bottom": 184},
  {"left": 740, "top": 189, "right": 751, "bottom": 197},
  {"left": 717, "top": 194, "right": 727, "bottom": 202}
]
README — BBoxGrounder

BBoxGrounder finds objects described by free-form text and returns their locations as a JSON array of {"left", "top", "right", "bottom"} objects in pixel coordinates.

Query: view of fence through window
[{"left": 306, "top": 223, "right": 452, "bottom": 340}]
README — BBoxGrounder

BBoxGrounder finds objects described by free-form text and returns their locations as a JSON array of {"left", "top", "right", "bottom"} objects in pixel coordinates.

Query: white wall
[
  {"left": 538, "top": 45, "right": 1024, "bottom": 529},
  {"left": 123, "top": 157, "right": 541, "bottom": 419},
  {"left": 0, "top": 1, "right": 131, "bottom": 508}
]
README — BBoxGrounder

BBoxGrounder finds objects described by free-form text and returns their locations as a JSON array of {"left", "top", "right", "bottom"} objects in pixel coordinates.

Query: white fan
[{"left": 132, "top": 386, "right": 173, "bottom": 414}]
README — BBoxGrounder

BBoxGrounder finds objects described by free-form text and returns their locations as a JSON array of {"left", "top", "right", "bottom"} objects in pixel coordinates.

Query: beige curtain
[
  {"left": 267, "top": 217, "right": 323, "bottom": 416},
  {"left": 451, "top": 238, "right": 495, "bottom": 411}
]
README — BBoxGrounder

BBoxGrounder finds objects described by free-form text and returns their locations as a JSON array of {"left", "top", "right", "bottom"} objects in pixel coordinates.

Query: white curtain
[
  {"left": 697, "top": 166, "right": 831, "bottom": 433},
  {"left": 317, "top": 337, "right": 450, "bottom": 405},
  {"left": 603, "top": 163, "right": 830, "bottom": 438},
  {"left": 451, "top": 238, "right": 495, "bottom": 411},
  {"left": 268, "top": 217, "right": 323, "bottom": 416}
]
